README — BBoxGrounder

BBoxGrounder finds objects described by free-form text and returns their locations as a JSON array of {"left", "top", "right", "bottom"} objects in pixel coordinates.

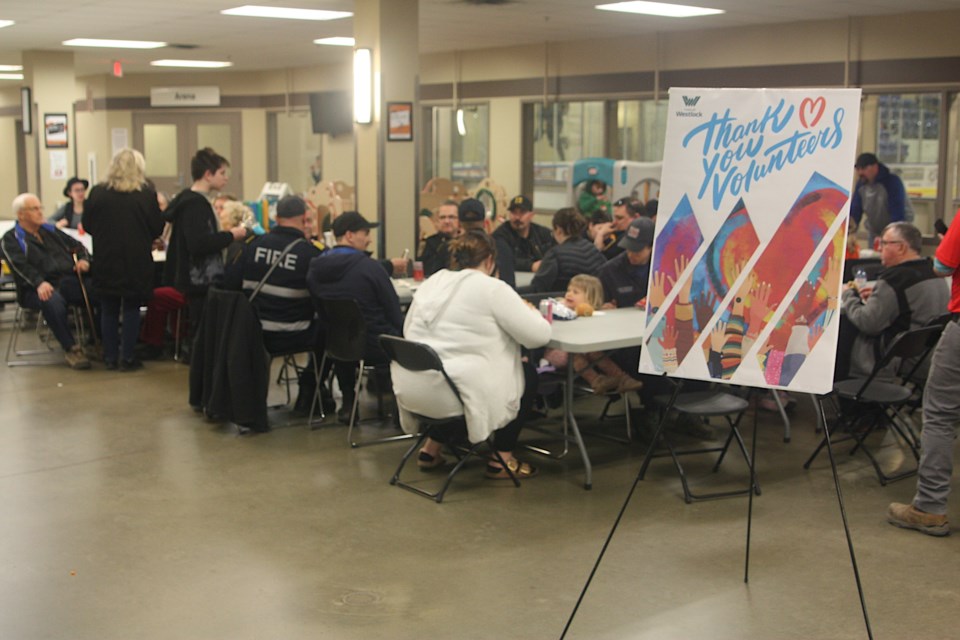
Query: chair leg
[{"left": 307, "top": 355, "right": 325, "bottom": 428}]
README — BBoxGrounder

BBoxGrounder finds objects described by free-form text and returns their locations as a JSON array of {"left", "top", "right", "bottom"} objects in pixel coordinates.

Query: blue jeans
[
  {"left": 100, "top": 295, "right": 144, "bottom": 364},
  {"left": 21, "top": 275, "right": 87, "bottom": 351}
]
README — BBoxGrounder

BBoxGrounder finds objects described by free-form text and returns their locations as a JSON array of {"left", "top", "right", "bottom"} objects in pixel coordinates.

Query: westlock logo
[{"left": 677, "top": 95, "right": 702, "bottom": 117}]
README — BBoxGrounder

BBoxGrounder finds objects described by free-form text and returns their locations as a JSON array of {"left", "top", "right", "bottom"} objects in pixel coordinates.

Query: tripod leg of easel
[
  {"left": 744, "top": 392, "right": 759, "bottom": 583},
  {"left": 814, "top": 394, "right": 875, "bottom": 640}
]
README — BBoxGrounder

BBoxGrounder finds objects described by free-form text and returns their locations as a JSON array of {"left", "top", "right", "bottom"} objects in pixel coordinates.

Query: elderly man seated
[
  {"left": 1, "top": 193, "right": 93, "bottom": 369},
  {"left": 838, "top": 221, "right": 949, "bottom": 381}
]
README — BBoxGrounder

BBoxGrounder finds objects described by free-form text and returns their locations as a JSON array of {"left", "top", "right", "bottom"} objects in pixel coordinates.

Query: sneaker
[
  {"left": 590, "top": 374, "right": 620, "bottom": 395},
  {"left": 64, "top": 345, "right": 91, "bottom": 370},
  {"left": 120, "top": 358, "right": 144, "bottom": 372},
  {"left": 887, "top": 503, "right": 949, "bottom": 537}
]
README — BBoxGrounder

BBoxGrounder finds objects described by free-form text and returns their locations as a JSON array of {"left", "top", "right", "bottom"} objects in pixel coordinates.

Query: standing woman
[
  {"left": 49, "top": 176, "right": 89, "bottom": 230},
  {"left": 84, "top": 149, "right": 164, "bottom": 370}
]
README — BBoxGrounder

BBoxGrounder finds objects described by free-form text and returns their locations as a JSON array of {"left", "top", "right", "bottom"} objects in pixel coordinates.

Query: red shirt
[{"left": 935, "top": 214, "right": 960, "bottom": 313}]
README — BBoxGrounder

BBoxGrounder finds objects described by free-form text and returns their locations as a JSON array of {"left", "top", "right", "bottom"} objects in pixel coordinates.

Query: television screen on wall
[{"left": 309, "top": 91, "right": 352, "bottom": 136}]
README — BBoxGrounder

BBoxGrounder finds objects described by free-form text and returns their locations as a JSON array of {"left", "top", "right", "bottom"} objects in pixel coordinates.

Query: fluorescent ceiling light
[
  {"left": 354, "top": 48, "right": 372, "bottom": 124},
  {"left": 151, "top": 59, "right": 234, "bottom": 68},
  {"left": 314, "top": 37, "right": 355, "bottom": 47},
  {"left": 596, "top": 1, "right": 724, "bottom": 17},
  {"left": 0, "top": 64, "right": 23, "bottom": 71},
  {"left": 222, "top": 5, "right": 351, "bottom": 21},
  {"left": 0, "top": 73, "right": 24, "bottom": 80},
  {"left": 64, "top": 38, "right": 167, "bottom": 49},
  {"left": 0, "top": 20, "right": 15, "bottom": 29}
]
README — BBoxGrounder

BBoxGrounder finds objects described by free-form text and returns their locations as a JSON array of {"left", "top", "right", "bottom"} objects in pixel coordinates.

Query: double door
[{"left": 132, "top": 112, "right": 243, "bottom": 197}]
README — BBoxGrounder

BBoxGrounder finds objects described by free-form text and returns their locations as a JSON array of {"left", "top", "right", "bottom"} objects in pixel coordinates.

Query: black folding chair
[
  {"left": 319, "top": 298, "right": 410, "bottom": 447},
  {"left": 381, "top": 335, "right": 520, "bottom": 503},
  {"left": 804, "top": 324, "right": 944, "bottom": 485},
  {"left": 638, "top": 380, "right": 759, "bottom": 503}
]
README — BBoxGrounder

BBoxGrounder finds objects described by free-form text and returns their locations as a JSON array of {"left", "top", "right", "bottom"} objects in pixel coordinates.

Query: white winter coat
[{"left": 392, "top": 269, "right": 552, "bottom": 443}]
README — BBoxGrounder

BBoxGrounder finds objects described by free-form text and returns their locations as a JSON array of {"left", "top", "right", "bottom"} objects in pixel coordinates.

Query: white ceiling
[{"left": 1, "top": 0, "right": 959, "bottom": 77}]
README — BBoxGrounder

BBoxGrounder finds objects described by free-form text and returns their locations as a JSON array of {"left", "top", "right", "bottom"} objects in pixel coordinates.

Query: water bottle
[{"left": 854, "top": 267, "right": 867, "bottom": 291}]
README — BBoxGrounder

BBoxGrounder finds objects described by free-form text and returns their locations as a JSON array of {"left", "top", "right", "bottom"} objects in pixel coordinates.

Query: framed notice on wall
[
  {"left": 44, "top": 113, "right": 68, "bottom": 148},
  {"left": 387, "top": 102, "right": 413, "bottom": 141}
]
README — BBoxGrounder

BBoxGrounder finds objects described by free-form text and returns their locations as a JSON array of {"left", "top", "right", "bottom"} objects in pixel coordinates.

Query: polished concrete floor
[{"left": 1, "top": 329, "right": 958, "bottom": 639}]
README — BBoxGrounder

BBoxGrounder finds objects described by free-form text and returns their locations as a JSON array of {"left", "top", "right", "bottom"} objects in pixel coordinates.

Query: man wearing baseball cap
[
  {"left": 850, "top": 152, "right": 914, "bottom": 246},
  {"left": 493, "top": 194, "right": 555, "bottom": 273},
  {"left": 307, "top": 210, "right": 403, "bottom": 423},
  {"left": 597, "top": 216, "right": 654, "bottom": 310},
  {"left": 225, "top": 195, "right": 330, "bottom": 413},
  {"left": 449, "top": 198, "right": 516, "bottom": 288}
]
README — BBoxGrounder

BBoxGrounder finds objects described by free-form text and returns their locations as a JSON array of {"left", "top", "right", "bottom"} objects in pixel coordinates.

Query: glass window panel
[
  {"left": 143, "top": 124, "right": 177, "bottom": 176},
  {"left": 532, "top": 101, "right": 605, "bottom": 211},
  {"left": 197, "top": 124, "right": 232, "bottom": 164},
  {"left": 617, "top": 99, "right": 667, "bottom": 162},
  {"left": 423, "top": 104, "right": 489, "bottom": 191},
  {"left": 272, "top": 111, "right": 323, "bottom": 193}
]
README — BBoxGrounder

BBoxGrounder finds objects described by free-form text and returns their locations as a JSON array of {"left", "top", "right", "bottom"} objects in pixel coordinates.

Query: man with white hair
[{"left": 1, "top": 193, "right": 93, "bottom": 369}]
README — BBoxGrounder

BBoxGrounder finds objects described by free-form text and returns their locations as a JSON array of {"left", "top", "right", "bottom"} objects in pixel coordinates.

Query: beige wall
[{"left": 4, "top": 8, "right": 960, "bottom": 222}]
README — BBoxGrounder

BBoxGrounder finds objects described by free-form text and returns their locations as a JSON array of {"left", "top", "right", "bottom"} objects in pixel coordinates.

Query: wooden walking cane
[{"left": 72, "top": 250, "right": 101, "bottom": 354}]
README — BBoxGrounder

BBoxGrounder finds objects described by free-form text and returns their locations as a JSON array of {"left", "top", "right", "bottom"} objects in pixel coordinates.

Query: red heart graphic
[{"left": 799, "top": 97, "right": 825, "bottom": 128}]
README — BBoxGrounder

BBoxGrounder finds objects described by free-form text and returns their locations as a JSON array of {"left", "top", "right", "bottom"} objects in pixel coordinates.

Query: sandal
[
  {"left": 485, "top": 458, "right": 539, "bottom": 480},
  {"left": 417, "top": 450, "right": 446, "bottom": 471}
]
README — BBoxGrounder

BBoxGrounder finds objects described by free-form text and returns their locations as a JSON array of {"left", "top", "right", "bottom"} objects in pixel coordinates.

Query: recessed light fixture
[
  {"left": 151, "top": 60, "right": 234, "bottom": 68},
  {"left": 221, "top": 5, "right": 352, "bottom": 21},
  {"left": 0, "top": 20, "right": 14, "bottom": 29},
  {"left": 0, "top": 64, "right": 23, "bottom": 71},
  {"left": 314, "top": 37, "right": 355, "bottom": 47},
  {"left": 596, "top": 1, "right": 724, "bottom": 18},
  {"left": 64, "top": 38, "right": 167, "bottom": 49},
  {"left": 0, "top": 73, "right": 24, "bottom": 80}
]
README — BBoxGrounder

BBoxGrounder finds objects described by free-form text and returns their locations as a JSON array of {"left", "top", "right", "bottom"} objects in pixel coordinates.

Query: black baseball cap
[
  {"left": 619, "top": 217, "right": 655, "bottom": 252},
  {"left": 507, "top": 195, "right": 533, "bottom": 212},
  {"left": 458, "top": 198, "right": 486, "bottom": 223},
  {"left": 855, "top": 152, "right": 879, "bottom": 168},
  {"left": 332, "top": 211, "right": 379, "bottom": 236}
]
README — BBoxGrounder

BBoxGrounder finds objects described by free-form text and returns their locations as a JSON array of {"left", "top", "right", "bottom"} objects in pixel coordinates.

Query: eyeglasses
[
  {"left": 22, "top": 205, "right": 42, "bottom": 212},
  {"left": 879, "top": 239, "right": 904, "bottom": 247}
]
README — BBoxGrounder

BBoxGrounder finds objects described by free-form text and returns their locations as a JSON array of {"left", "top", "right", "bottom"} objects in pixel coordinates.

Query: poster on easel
[{"left": 639, "top": 88, "right": 861, "bottom": 395}]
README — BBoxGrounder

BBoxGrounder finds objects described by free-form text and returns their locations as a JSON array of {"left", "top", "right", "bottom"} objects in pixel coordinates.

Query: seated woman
[
  {"left": 531, "top": 207, "right": 607, "bottom": 293},
  {"left": 391, "top": 231, "right": 552, "bottom": 479},
  {"left": 543, "top": 274, "right": 644, "bottom": 395}
]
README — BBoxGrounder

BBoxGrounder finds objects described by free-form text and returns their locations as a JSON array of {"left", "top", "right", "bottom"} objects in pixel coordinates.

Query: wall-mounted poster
[
  {"left": 387, "top": 102, "right": 413, "bottom": 141},
  {"left": 44, "top": 113, "right": 68, "bottom": 148},
  {"left": 639, "top": 88, "right": 862, "bottom": 395}
]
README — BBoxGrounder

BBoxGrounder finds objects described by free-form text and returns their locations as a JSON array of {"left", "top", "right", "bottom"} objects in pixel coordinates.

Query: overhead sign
[
  {"left": 150, "top": 86, "right": 220, "bottom": 107},
  {"left": 639, "top": 88, "right": 862, "bottom": 394}
]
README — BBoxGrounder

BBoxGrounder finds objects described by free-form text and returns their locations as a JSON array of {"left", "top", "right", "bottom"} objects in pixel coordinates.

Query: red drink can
[{"left": 412, "top": 261, "right": 424, "bottom": 282}]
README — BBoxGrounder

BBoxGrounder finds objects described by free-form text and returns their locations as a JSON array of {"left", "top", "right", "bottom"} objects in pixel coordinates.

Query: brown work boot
[
  {"left": 590, "top": 374, "right": 620, "bottom": 395},
  {"left": 64, "top": 345, "right": 91, "bottom": 370},
  {"left": 616, "top": 376, "right": 644, "bottom": 394},
  {"left": 887, "top": 502, "right": 949, "bottom": 537}
]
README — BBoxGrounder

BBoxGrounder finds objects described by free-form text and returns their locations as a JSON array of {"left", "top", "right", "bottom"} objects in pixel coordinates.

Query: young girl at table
[{"left": 543, "top": 274, "right": 644, "bottom": 395}]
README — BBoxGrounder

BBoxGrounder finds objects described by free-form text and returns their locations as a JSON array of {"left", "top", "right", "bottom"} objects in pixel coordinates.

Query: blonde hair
[
  {"left": 105, "top": 148, "right": 147, "bottom": 193},
  {"left": 568, "top": 274, "right": 604, "bottom": 308},
  {"left": 219, "top": 200, "right": 252, "bottom": 229}
]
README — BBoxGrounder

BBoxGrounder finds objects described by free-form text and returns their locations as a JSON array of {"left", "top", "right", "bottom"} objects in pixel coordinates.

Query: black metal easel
[{"left": 559, "top": 390, "right": 874, "bottom": 640}]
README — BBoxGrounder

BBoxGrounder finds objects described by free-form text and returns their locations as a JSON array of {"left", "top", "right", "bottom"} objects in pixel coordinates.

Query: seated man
[
  {"left": 446, "top": 198, "right": 515, "bottom": 288},
  {"left": 225, "top": 195, "right": 327, "bottom": 413},
  {"left": 492, "top": 195, "right": 555, "bottom": 273},
  {"left": 419, "top": 200, "right": 460, "bottom": 276},
  {"left": 593, "top": 197, "right": 644, "bottom": 261},
  {"left": 839, "top": 221, "right": 949, "bottom": 381},
  {"left": 1, "top": 193, "right": 93, "bottom": 369},
  {"left": 597, "top": 217, "right": 653, "bottom": 309},
  {"left": 307, "top": 211, "right": 403, "bottom": 423}
]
